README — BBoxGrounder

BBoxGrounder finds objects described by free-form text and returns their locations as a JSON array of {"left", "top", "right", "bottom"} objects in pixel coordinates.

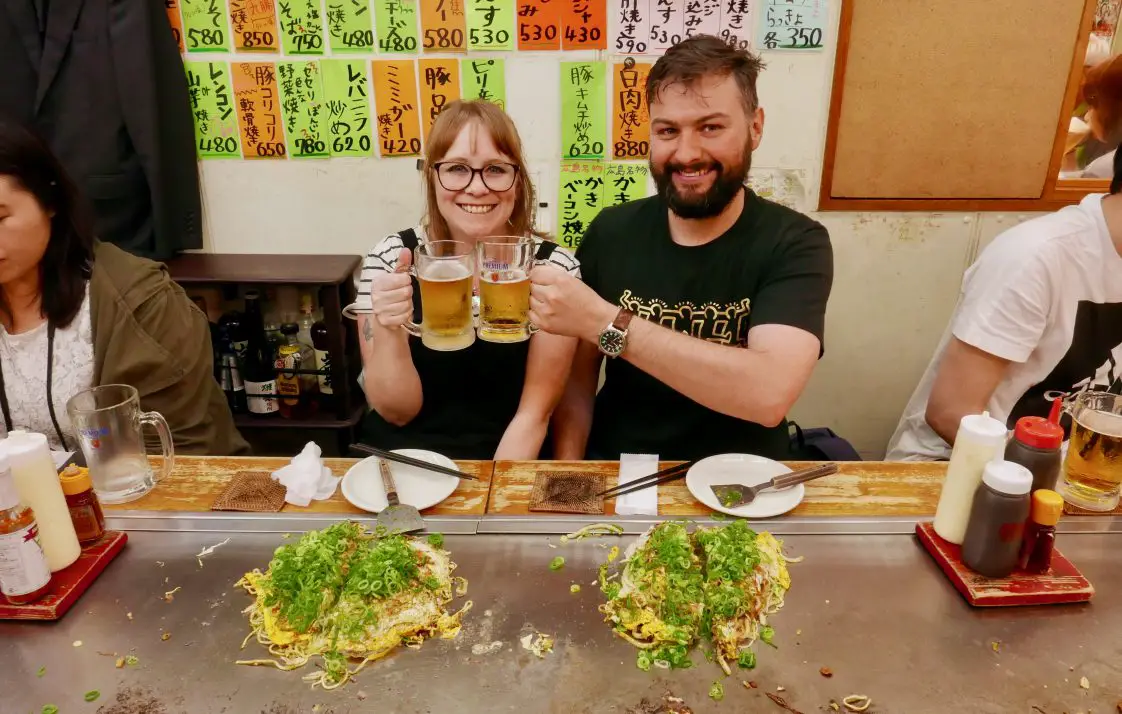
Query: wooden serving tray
[
  {"left": 915, "top": 522, "right": 1093, "bottom": 607},
  {"left": 0, "top": 530, "right": 128, "bottom": 621}
]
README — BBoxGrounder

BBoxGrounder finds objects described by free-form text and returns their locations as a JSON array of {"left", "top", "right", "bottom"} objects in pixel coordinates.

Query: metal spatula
[
  {"left": 376, "top": 459, "right": 425, "bottom": 534},
  {"left": 710, "top": 463, "right": 839, "bottom": 509}
]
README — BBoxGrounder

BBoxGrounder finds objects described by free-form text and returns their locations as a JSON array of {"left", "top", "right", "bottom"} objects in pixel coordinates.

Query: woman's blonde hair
[{"left": 422, "top": 100, "right": 540, "bottom": 241}]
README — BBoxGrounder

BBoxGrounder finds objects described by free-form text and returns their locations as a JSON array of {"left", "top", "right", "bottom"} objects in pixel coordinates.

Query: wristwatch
[{"left": 597, "top": 308, "right": 634, "bottom": 357}]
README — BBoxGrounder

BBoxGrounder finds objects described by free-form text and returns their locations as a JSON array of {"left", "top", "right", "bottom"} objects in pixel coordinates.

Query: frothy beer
[
  {"left": 479, "top": 268, "right": 531, "bottom": 343},
  {"left": 1064, "top": 407, "right": 1122, "bottom": 511},
  {"left": 418, "top": 261, "right": 474, "bottom": 351}
]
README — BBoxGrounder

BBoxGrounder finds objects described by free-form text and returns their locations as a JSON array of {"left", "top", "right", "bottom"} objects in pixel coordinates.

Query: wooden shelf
[
  {"left": 166, "top": 253, "right": 360, "bottom": 285},
  {"left": 234, "top": 404, "right": 365, "bottom": 430}
]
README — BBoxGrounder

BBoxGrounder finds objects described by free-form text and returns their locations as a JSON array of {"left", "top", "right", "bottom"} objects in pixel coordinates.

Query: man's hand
[{"left": 529, "top": 265, "right": 616, "bottom": 342}]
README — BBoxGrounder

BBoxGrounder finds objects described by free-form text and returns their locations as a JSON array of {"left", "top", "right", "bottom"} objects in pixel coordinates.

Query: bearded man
[{"left": 530, "top": 35, "right": 835, "bottom": 461}]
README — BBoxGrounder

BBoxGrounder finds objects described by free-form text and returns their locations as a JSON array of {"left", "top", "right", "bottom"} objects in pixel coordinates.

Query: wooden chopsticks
[
  {"left": 594, "top": 461, "right": 696, "bottom": 499},
  {"left": 348, "top": 443, "right": 480, "bottom": 481}
]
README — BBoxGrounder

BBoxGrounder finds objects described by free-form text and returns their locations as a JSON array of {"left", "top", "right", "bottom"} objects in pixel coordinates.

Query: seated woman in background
[
  {"left": 0, "top": 119, "right": 248, "bottom": 454},
  {"left": 1065, "top": 53, "right": 1122, "bottom": 179},
  {"left": 348, "top": 100, "right": 579, "bottom": 459}
]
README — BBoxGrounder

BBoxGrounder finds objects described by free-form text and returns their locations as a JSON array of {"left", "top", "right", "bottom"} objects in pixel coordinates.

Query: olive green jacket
[{"left": 89, "top": 242, "right": 250, "bottom": 455}]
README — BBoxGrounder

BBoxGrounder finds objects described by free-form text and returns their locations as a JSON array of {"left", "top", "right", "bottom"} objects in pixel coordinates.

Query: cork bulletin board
[{"left": 822, "top": 0, "right": 1089, "bottom": 203}]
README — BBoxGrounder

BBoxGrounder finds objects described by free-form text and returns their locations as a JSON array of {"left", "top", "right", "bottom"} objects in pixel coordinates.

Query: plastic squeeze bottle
[
  {"left": 0, "top": 450, "right": 52, "bottom": 604},
  {"left": 933, "top": 412, "right": 1008, "bottom": 544},
  {"left": 4, "top": 431, "right": 80, "bottom": 571}
]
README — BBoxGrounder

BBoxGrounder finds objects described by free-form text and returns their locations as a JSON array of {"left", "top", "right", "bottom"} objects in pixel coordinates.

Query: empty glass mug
[
  {"left": 476, "top": 236, "right": 538, "bottom": 343},
  {"left": 404, "top": 240, "right": 476, "bottom": 351},
  {"left": 1061, "top": 390, "right": 1122, "bottom": 511},
  {"left": 66, "top": 384, "right": 175, "bottom": 504}
]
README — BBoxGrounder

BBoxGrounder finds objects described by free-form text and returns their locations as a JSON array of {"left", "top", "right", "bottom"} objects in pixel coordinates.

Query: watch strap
[{"left": 612, "top": 308, "right": 634, "bottom": 332}]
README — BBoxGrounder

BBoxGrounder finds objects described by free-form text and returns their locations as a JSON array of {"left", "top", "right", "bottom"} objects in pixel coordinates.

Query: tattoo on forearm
[{"left": 362, "top": 318, "right": 374, "bottom": 343}]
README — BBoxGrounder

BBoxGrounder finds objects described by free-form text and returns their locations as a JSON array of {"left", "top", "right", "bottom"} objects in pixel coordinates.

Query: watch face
[{"left": 600, "top": 329, "right": 625, "bottom": 355}]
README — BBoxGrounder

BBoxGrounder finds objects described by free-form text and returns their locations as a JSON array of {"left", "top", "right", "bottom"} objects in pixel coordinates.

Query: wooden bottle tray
[
  {"left": 0, "top": 530, "right": 127, "bottom": 621},
  {"left": 915, "top": 522, "right": 1093, "bottom": 607}
]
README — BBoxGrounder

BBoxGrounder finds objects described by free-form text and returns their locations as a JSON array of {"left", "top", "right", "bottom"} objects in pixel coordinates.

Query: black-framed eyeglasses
[{"left": 432, "top": 161, "right": 520, "bottom": 192}]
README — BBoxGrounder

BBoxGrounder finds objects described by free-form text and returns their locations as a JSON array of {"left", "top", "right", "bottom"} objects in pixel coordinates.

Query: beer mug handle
[
  {"left": 140, "top": 410, "right": 175, "bottom": 483},
  {"left": 400, "top": 264, "right": 423, "bottom": 337}
]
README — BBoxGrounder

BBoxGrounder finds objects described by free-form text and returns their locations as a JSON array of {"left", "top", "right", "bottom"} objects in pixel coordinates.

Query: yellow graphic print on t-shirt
[{"left": 619, "top": 290, "right": 752, "bottom": 346}]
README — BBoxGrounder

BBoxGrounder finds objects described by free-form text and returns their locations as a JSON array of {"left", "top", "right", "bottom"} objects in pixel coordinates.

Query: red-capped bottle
[{"left": 1005, "top": 398, "right": 1064, "bottom": 494}]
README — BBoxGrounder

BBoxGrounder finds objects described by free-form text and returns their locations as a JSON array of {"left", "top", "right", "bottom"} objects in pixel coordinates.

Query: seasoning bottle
[
  {"left": 933, "top": 412, "right": 1009, "bottom": 544},
  {"left": 4, "top": 431, "right": 80, "bottom": 572},
  {"left": 0, "top": 451, "right": 52, "bottom": 604},
  {"left": 961, "top": 461, "right": 1033, "bottom": 578},
  {"left": 1018, "top": 489, "right": 1063, "bottom": 574},
  {"left": 275, "top": 323, "right": 318, "bottom": 420},
  {"left": 59, "top": 465, "right": 106, "bottom": 545},
  {"left": 1005, "top": 398, "right": 1064, "bottom": 494}
]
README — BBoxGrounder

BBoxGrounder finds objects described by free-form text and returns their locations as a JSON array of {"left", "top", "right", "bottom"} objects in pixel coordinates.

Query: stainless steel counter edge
[{"left": 105, "top": 510, "right": 1122, "bottom": 535}]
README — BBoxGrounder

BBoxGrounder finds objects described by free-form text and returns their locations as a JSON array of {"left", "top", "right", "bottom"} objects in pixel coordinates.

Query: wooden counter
[
  {"left": 102, "top": 455, "right": 493, "bottom": 516},
  {"left": 103, "top": 456, "right": 1118, "bottom": 518},
  {"left": 487, "top": 460, "right": 948, "bottom": 516}
]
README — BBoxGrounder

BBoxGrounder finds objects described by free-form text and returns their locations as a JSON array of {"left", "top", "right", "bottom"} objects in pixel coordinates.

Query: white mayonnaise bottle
[{"left": 932, "top": 412, "right": 1008, "bottom": 544}]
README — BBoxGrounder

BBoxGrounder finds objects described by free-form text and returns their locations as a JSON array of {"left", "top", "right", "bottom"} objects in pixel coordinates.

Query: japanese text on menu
[
  {"left": 561, "top": 62, "right": 607, "bottom": 160},
  {"left": 757, "top": 0, "right": 826, "bottom": 50},
  {"left": 633, "top": 0, "right": 750, "bottom": 53},
  {"left": 463, "top": 59, "right": 506, "bottom": 107},
  {"left": 467, "top": 0, "right": 514, "bottom": 49},
  {"left": 556, "top": 163, "right": 649, "bottom": 248},
  {"left": 372, "top": 60, "right": 424, "bottom": 156},
  {"left": 375, "top": 0, "right": 421, "bottom": 52},
  {"left": 518, "top": 0, "right": 560, "bottom": 50},
  {"left": 229, "top": 0, "right": 279, "bottom": 50},
  {"left": 232, "top": 62, "right": 287, "bottom": 158},
  {"left": 278, "top": 61, "right": 329, "bottom": 157},
  {"left": 613, "top": 0, "right": 648, "bottom": 54},
  {"left": 612, "top": 58, "right": 650, "bottom": 159},
  {"left": 185, "top": 61, "right": 241, "bottom": 158},
  {"left": 326, "top": 0, "right": 376, "bottom": 52},
  {"left": 323, "top": 60, "right": 374, "bottom": 156},
  {"left": 562, "top": 0, "right": 606, "bottom": 49},
  {"left": 181, "top": 0, "right": 231, "bottom": 51},
  {"left": 420, "top": 0, "right": 468, "bottom": 51},
  {"left": 278, "top": 0, "right": 326, "bottom": 53},
  {"left": 419, "top": 59, "right": 462, "bottom": 140}
]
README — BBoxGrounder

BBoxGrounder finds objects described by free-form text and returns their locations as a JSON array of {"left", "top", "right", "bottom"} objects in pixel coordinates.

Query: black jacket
[{"left": 0, "top": 0, "right": 201, "bottom": 260}]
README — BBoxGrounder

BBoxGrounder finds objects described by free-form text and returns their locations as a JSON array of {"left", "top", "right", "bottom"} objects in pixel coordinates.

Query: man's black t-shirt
[{"left": 575, "top": 189, "right": 833, "bottom": 461}]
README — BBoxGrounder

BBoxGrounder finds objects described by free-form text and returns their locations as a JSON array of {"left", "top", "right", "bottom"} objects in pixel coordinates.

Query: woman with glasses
[{"left": 350, "top": 100, "right": 580, "bottom": 459}]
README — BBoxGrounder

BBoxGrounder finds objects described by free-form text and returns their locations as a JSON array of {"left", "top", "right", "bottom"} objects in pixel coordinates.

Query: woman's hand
[{"left": 370, "top": 248, "right": 414, "bottom": 329}]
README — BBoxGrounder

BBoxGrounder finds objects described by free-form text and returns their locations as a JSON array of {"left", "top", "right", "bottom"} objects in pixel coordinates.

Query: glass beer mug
[
  {"left": 66, "top": 384, "right": 175, "bottom": 504},
  {"left": 1060, "top": 390, "right": 1122, "bottom": 511},
  {"left": 476, "top": 236, "right": 538, "bottom": 343},
  {"left": 404, "top": 240, "right": 476, "bottom": 351}
]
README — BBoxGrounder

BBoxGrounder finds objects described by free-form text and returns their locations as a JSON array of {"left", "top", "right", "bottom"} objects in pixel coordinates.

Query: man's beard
[{"left": 651, "top": 145, "right": 751, "bottom": 219}]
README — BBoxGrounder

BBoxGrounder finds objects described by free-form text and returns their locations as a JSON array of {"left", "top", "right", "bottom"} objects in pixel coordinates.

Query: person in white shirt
[{"left": 887, "top": 158, "right": 1122, "bottom": 461}]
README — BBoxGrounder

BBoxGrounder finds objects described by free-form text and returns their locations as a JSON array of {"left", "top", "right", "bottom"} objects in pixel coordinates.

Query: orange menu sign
[
  {"left": 419, "top": 0, "right": 467, "bottom": 51},
  {"left": 165, "top": 0, "right": 185, "bottom": 51},
  {"left": 231, "top": 62, "right": 287, "bottom": 158},
  {"left": 516, "top": 0, "right": 560, "bottom": 50},
  {"left": 372, "top": 60, "right": 423, "bottom": 157},
  {"left": 561, "top": 0, "right": 605, "bottom": 49},
  {"left": 230, "top": 0, "right": 280, "bottom": 50},
  {"left": 418, "top": 59, "right": 462, "bottom": 142},
  {"left": 611, "top": 59, "right": 650, "bottom": 159}
]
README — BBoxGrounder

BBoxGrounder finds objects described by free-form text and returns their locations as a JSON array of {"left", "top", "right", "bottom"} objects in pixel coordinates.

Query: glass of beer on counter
[
  {"left": 476, "top": 236, "right": 537, "bottom": 343},
  {"left": 1060, "top": 390, "right": 1122, "bottom": 511},
  {"left": 404, "top": 240, "right": 476, "bottom": 351}
]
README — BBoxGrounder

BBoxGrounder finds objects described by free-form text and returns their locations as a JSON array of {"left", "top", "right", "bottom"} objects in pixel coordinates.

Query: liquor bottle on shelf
[
  {"left": 219, "top": 308, "right": 248, "bottom": 368},
  {"left": 297, "top": 292, "right": 316, "bottom": 349},
  {"left": 275, "top": 323, "right": 319, "bottom": 420},
  {"left": 243, "top": 291, "right": 279, "bottom": 417},
  {"left": 311, "top": 313, "right": 334, "bottom": 411},
  {"left": 217, "top": 330, "right": 248, "bottom": 414}
]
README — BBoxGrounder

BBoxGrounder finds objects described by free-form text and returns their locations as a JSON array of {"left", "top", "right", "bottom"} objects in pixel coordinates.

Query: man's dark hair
[
  {"left": 0, "top": 118, "right": 94, "bottom": 328},
  {"left": 646, "top": 35, "right": 766, "bottom": 114}
]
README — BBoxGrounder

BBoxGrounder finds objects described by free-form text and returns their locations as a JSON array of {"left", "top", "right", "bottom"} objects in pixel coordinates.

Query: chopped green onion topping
[
  {"left": 549, "top": 556, "right": 565, "bottom": 571},
  {"left": 709, "top": 681, "right": 724, "bottom": 701},
  {"left": 84, "top": 690, "right": 101, "bottom": 702}
]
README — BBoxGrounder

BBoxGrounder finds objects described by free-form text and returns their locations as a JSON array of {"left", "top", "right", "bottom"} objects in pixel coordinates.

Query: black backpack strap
[
  {"left": 399, "top": 227, "right": 420, "bottom": 252},
  {"left": 534, "top": 239, "right": 559, "bottom": 261}
]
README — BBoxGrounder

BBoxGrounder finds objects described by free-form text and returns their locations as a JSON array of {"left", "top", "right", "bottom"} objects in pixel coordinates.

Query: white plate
[
  {"left": 341, "top": 449, "right": 460, "bottom": 513},
  {"left": 686, "top": 453, "right": 804, "bottom": 518}
]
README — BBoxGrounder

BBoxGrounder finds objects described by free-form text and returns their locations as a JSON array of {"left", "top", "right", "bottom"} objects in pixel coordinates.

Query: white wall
[{"left": 194, "top": 2, "right": 1044, "bottom": 458}]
